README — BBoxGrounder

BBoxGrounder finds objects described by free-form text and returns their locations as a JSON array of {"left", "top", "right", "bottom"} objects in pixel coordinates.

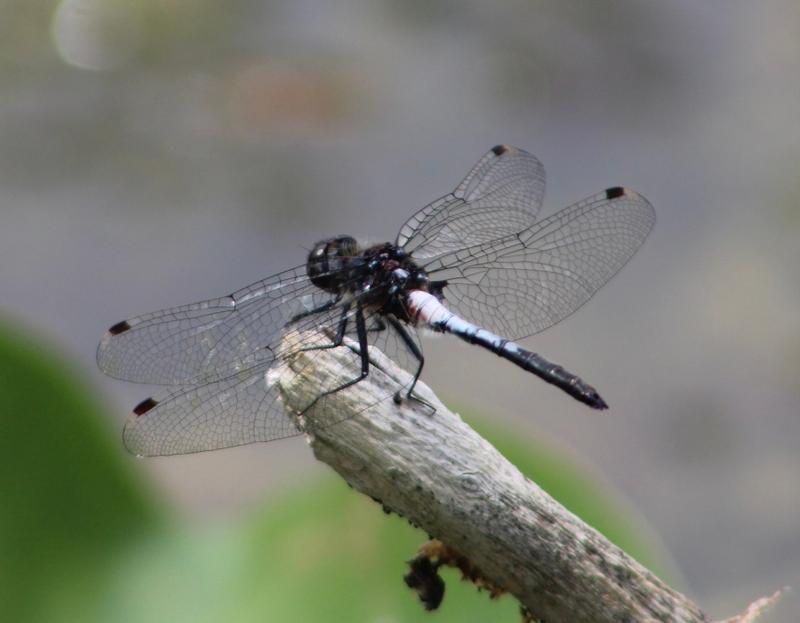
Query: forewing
[
  {"left": 397, "top": 145, "right": 546, "bottom": 259},
  {"left": 97, "top": 265, "right": 335, "bottom": 385},
  {"left": 422, "top": 188, "right": 655, "bottom": 340}
]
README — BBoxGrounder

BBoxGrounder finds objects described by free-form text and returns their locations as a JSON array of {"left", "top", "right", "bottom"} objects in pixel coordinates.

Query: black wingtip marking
[
  {"left": 108, "top": 320, "right": 131, "bottom": 335},
  {"left": 491, "top": 144, "right": 509, "bottom": 156},
  {"left": 133, "top": 397, "right": 158, "bottom": 416},
  {"left": 605, "top": 186, "right": 626, "bottom": 200}
]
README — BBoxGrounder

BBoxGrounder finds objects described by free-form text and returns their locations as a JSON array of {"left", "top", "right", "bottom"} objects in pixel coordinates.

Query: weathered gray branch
[{"left": 269, "top": 330, "right": 782, "bottom": 623}]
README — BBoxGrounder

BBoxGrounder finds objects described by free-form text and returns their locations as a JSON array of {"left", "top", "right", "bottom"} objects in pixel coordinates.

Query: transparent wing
[
  {"left": 122, "top": 361, "right": 290, "bottom": 456},
  {"left": 121, "top": 304, "right": 425, "bottom": 456},
  {"left": 397, "top": 145, "right": 545, "bottom": 259},
  {"left": 97, "top": 265, "right": 337, "bottom": 386},
  {"left": 421, "top": 187, "right": 655, "bottom": 340}
]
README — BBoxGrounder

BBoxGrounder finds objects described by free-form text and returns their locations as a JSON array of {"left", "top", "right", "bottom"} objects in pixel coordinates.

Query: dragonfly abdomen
[
  {"left": 406, "top": 290, "right": 608, "bottom": 409},
  {"left": 506, "top": 346, "right": 608, "bottom": 410}
]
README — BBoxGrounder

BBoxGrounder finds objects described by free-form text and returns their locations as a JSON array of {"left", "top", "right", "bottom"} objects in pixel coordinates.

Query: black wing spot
[
  {"left": 605, "top": 186, "right": 626, "bottom": 200},
  {"left": 108, "top": 320, "right": 131, "bottom": 335},
  {"left": 491, "top": 144, "right": 509, "bottom": 156},
  {"left": 133, "top": 397, "right": 159, "bottom": 416}
]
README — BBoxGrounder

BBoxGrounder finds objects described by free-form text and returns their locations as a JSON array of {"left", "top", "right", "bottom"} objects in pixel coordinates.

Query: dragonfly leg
[
  {"left": 386, "top": 317, "right": 435, "bottom": 414},
  {"left": 297, "top": 302, "right": 350, "bottom": 353},
  {"left": 301, "top": 304, "right": 370, "bottom": 413}
]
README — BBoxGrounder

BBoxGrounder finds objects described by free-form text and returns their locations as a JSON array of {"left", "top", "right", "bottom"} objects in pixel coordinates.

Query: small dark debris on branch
[{"left": 404, "top": 539, "right": 505, "bottom": 611}]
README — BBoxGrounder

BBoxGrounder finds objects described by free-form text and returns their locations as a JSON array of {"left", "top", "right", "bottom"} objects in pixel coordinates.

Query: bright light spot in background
[{"left": 51, "top": 0, "right": 144, "bottom": 71}]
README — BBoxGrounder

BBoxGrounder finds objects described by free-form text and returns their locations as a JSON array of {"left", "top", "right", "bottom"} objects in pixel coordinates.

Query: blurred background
[{"left": 1, "top": 1, "right": 798, "bottom": 621}]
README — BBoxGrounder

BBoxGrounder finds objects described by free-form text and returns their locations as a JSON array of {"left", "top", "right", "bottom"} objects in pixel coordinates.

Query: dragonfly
[{"left": 98, "top": 145, "right": 655, "bottom": 457}]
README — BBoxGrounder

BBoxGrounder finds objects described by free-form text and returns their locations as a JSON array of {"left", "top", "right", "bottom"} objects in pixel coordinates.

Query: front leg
[
  {"left": 297, "top": 302, "right": 351, "bottom": 354},
  {"left": 301, "top": 304, "right": 370, "bottom": 413}
]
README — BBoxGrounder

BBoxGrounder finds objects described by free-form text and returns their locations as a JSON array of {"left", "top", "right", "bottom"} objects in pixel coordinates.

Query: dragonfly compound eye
[{"left": 307, "top": 235, "right": 360, "bottom": 292}]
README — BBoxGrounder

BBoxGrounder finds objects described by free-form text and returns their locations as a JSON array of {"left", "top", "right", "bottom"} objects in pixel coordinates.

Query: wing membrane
[
  {"left": 422, "top": 188, "right": 655, "bottom": 340},
  {"left": 398, "top": 145, "right": 545, "bottom": 258},
  {"left": 122, "top": 362, "right": 288, "bottom": 456},
  {"left": 97, "top": 265, "right": 336, "bottom": 385}
]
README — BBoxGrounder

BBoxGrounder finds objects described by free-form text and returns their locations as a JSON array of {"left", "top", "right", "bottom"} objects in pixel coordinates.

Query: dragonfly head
[{"left": 307, "top": 235, "right": 360, "bottom": 293}]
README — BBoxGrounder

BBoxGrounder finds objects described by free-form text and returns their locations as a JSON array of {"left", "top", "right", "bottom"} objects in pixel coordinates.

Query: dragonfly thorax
[{"left": 306, "top": 236, "right": 429, "bottom": 306}]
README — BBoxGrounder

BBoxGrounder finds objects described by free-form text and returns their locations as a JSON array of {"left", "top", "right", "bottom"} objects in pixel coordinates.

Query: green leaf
[{"left": 0, "top": 320, "right": 161, "bottom": 623}]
